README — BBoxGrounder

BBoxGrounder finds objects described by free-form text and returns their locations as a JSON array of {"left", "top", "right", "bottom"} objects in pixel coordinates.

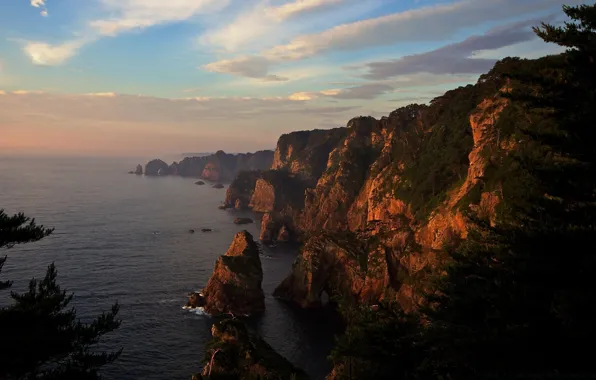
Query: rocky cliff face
[
  {"left": 265, "top": 62, "right": 516, "bottom": 312},
  {"left": 145, "top": 150, "right": 273, "bottom": 181},
  {"left": 199, "top": 231, "right": 265, "bottom": 316},
  {"left": 193, "top": 319, "right": 309, "bottom": 380},
  {"left": 272, "top": 128, "right": 348, "bottom": 183}
]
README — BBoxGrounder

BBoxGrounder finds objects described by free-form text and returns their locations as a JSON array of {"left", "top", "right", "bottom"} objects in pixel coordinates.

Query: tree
[
  {"left": 417, "top": 4, "right": 596, "bottom": 379},
  {"left": 0, "top": 210, "right": 53, "bottom": 290},
  {"left": 328, "top": 299, "right": 423, "bottom": 380},
  {"left": 0, "top": 209, "right": 122, "bottom": 380}
]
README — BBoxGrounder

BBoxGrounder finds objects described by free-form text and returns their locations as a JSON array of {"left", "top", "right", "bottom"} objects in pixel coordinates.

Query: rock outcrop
[
  {"left": 233, "top": 217, "right": 253, "bottom": 225},
  {"left": 144, "top": 150, "right": 274, "bottom": 181},
  {"left": 193, "top": 319, "right": 309, "bottom": 380},
  {"left": 145, "top": 159, "right": 170, "bottom": 176},
  {"left": 199, "top": 231, "right": 265, "bottom": 316},
  {"left": 134, "top": 164, "right": 143, "bottom": 175},
  {"left": 224, "top": 171, "right": 261, "bottom": 209}
]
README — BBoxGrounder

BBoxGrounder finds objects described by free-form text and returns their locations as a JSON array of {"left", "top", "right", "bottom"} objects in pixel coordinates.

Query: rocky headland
[
  {"left": 143, "top": 150, "right": 274, "bottom": 181},
  {"left": 220, "top": 60, "right": 519, "bottom": 313}
]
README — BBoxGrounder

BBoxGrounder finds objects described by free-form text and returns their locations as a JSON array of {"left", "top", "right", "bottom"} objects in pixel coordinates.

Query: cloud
[
  {"left": 0, "top": 90, "right": 361, "bottom": 155},
  {"left": 85, "top": 92, "right": 117, "bottom": 97},
  {"left": 203, "top": 56, "right": 288, "bottom": 81},
  {"left": 90, "top": 0, "right": 228, "bottom": 36},
  {"left": 23, "top": 39, "right": 87, "bottom": 66},
  {"left": 290, "top": 83, "right": 393, "bottom": 101},
  {"left": 30, "top": 0, "right": 48, "bottom": 16},
  {"left": 263, "top": 0, "right": 576, "bottom": 61},
  {"left": 359, "top": 18, "right": 541, "bottom": 80},
  {"left": 288, "top": 92, "right": 313, "bottom": 101},
  {"left": 200, "top": 0, "right": 346, "bottom": 52},
  {"left": 266, "top": 0, "right": 344, "bottom": 21},
  {"left": 12, "top": 90, "right": 45, "bottom": 95},
  {"left": 325, "top": 83, "right": 393, "bottom": 99},
  {"left": 204, "top": 0, "right": 573, "bottom": 79}
]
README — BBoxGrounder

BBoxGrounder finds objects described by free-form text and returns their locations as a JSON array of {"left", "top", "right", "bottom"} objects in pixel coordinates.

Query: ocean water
[{"left": 0, "top": 155, "right": 340, "bottom": 380}]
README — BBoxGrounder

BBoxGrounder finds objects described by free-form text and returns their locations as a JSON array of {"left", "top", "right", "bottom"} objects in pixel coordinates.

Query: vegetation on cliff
[
  {"left": 0, "top": 210, "right": 121, "bottom": 380},
  {"left": 327, "top": 5, "right": 596, "bottom": 379}
]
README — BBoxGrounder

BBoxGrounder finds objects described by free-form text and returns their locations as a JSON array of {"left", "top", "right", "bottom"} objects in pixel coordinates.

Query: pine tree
[
  {"left": 418, "top": 5, "right": 596, "bottom": 379},
  {"left": 0, "top": 210, "right": 122, "bottom": 379}
]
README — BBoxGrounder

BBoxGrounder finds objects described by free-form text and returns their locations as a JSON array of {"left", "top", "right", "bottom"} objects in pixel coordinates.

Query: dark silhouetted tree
[{"left": 0, "top": 209, "right": 121, "bottom": 380}]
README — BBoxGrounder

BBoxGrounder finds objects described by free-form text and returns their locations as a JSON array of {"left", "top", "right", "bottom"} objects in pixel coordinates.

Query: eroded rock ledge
[{"left": 193, "top": 319, "right": 309, "bottom": 380}]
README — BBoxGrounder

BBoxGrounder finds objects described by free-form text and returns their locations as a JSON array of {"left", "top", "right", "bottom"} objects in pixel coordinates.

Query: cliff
[
  {"left": 197, "top": 231, "right": 265, "bottom": 316},
  {"left": 224, "top": 129, "right": 348, "bottom": 242},
  {"left": 262, "top": 60, "right": 520, "bottom": 312},
  {"left": 193, "top": 319, "right": 309, "bottom": 380},
  {"left": 145, "top": 150, "right": 273, "bottom": 181},
  {"left": 272, "top": 128, "right": 348, "bottom": 183}
]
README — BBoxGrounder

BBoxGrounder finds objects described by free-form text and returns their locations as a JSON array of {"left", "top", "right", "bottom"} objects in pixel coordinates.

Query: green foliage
[
  {"left": 329, "top": 299, "right": 422, "bottom": 380},
  {"left": 0, "top": 210, "right": 121, "bottom": 380},
  {"left": 415, "top": 4, "right": 596, "bottom": 379},
  {"left": 330, "top": 5, "right": 596, "bottom": 379},
  {"left": 392, "top": 83, "right": 493, "bottom": 221}
]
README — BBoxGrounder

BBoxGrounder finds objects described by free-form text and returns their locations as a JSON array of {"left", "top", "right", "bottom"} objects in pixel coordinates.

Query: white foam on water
[{"left": 182, "top": 306, "right": 208, "bottom": 316}]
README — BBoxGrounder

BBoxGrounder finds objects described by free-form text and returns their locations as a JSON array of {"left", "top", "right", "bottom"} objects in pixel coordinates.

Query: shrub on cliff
[
  {"left": 0, "top": 209, "right": 121, "bottom": 380},
  {"left": 417, "top": 4, "right": 596, "bottom": 378}
]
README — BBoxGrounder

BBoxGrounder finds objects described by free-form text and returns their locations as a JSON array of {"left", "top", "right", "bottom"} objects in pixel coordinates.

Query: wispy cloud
[
  {"left": 357, "top": 18, "right": 541, "bottom": 80},
  {"left": 90, "top": 0, "right": 228, "bottom": 36},
  {"left": 21, "top": 0, "right": 230, "bottom": 65},
  {"left": 289, "top": 83, "right": 393, "bottom": 101},
  {"left": 267, "top": 0, "right": 344, "bottom": 21},
  {"left": 204, "top": 0, "right": 580, "bottom": 79},
  {"left": 200, "top": 0, "right": 346, "bottom": 53},
  {"left": 203, "top": 56, "right": 288, "bottom": 82}
]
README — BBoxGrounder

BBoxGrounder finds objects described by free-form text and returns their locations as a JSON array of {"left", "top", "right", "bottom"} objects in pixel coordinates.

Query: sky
[{"left": 0, "top": 0, "right": 580, "bottom": 157}]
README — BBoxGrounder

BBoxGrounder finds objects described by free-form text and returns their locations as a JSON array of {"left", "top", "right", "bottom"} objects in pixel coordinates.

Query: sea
[{"left": 0, "top": 155, "right": 340, "bottom": 380}]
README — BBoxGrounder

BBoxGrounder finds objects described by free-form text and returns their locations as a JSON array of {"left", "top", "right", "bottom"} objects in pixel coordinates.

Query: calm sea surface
[{"left": 0, "top": 155, "right": 339, "bottom": 380}]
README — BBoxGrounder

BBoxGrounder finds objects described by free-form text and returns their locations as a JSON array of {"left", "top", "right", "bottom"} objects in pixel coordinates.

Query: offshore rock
[
  {"left": 145, "top": 159, "right": 170, "bottom": 176},
  {"left": 201, "top": 231, "right": 265, "bottom": 316}
]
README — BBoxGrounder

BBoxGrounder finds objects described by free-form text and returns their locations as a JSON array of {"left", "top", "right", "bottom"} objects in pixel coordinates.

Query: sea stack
[{"left": 193, "top": 231, "right": 264, "bottom": 316}]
